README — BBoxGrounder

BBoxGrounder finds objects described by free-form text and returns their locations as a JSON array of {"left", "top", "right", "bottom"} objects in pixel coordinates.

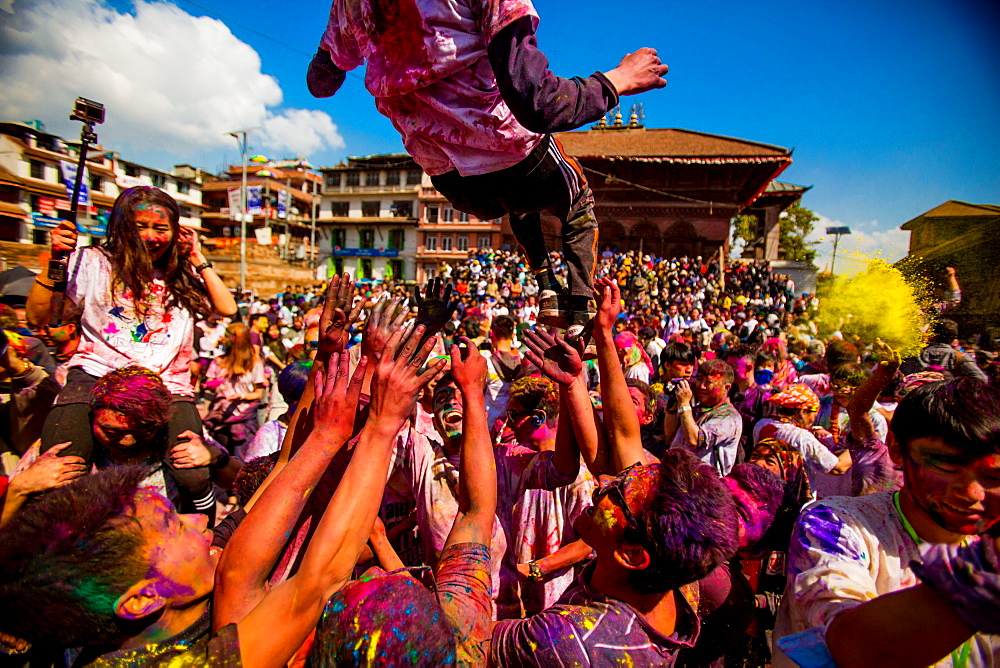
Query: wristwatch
[
  {"left": 194, "top": 261, "right": 213, "bottom": 273},
  {"left": 527, "top": 560, "right": 544, "bottom": 582}
]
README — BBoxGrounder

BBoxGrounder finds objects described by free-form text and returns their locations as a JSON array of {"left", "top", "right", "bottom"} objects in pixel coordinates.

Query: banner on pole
[
  {"left": 276, "top": 189, "right": 288, "bottom": 219},
  {"left": 246, "top": 186, "right": 263, "bottom": 215},
  {"left": 60, "top": 161, "right": 90, "bottom": 207},
  {"left": 227, "top": 187, "right": 242, "bottom": 220}
]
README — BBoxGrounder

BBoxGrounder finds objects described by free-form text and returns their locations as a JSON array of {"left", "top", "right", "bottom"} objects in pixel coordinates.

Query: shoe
[
  {"left": 564, "top": 297, "right": 596, "bottom": 341},
  {"left": 538, "top": 295, "right": 572, "bottom": 329}
]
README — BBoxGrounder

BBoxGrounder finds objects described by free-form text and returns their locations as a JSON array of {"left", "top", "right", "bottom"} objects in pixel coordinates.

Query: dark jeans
[
  {"left": 40, "top": 369, "right": 211, "bottom": 511},
  {"left": 431, "top": 134, "right": 598, "bottom": 297}
]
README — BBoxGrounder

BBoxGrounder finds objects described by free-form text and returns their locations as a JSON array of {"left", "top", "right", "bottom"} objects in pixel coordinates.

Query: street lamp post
[
  {"left": 825, "top": 226, "right": 852, "bottom": 277},
  {"left": 227, "top": 127, "right": 259, "bottom": 292}
]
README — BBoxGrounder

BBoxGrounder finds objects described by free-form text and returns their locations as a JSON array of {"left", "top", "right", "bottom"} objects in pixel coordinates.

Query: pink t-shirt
[
  {"left": 321, "top": 0, "right": 544, "bottom": 176},
  {"left": 64, "top": 247, "right": 198, "bottom": 396}
]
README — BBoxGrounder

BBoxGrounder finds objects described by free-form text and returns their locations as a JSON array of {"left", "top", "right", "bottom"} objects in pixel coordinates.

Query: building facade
[
  {"left": 414, "top": 183, "right": 502, "bottom": 284},
  {"left": 318, "top": 154, "right": 422, "bottom": 283},
  {"left": 0, "top": 121, "right": 204, "bottom": 253},
  {"left": 900, "top": 200, "right": 1000, "bottom": 333}
]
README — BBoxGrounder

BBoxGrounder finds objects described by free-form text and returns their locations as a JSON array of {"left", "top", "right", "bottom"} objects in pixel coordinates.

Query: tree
[
  {"left": 779, "top": 203, "right": 819, "bottom": 265},
  {"left": 731, "top": 214, "right": 758, "bottom": 248}
]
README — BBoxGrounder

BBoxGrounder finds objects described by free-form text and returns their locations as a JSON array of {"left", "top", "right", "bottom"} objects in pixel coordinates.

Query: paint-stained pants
[{"left": 431, "top": 134, "right": 598, "bottom": 298}]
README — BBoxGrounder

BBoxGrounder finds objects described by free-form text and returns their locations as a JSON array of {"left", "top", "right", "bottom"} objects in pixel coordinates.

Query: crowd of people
[{"left": 0, "top": 185, "right": 998, "bottom": 668}]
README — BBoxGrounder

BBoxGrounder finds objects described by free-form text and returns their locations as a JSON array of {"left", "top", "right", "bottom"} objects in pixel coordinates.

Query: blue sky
[{"left": 2, "top": 0, "right": 997, "bottom": 270}]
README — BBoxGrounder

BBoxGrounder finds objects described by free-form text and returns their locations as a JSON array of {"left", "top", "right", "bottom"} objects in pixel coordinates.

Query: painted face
[
  {"left": 724, "top": 477, "right": 771, "bottom": 548},
  {"left": 92, "top": 408, "right": 162, "bottom": 457},
  {"left": 575, "top": 464, "right": 660, "bottom": 553},
  {"left": 901, "top": 437, "right": 1000, "bottom": 536},
  {"left": 130, "top": 489, "right": 215, "bottom": 606},
  {"left": 627, "top": 386, "right": 651, "bottom": 424},
  {"left": 832, "top": 380, "right": 857, "bottom": 407},
  {"left": 749, "top": 444, "right": 783, "bottom": 478},
  {"left": 134, "top": 203, "right": 173, "bottom": 262},
  {"left": 433, "top": 381, "right": 464, "bottom": 441},
  {"left": 661, "top": 360, "right": 694, "bottom": 381},
  {"left": 693, "top": 372, "right": 729, "bottom": 406},
  {"left": 727, "top": 357, "right": 753, "bottom": 384}
]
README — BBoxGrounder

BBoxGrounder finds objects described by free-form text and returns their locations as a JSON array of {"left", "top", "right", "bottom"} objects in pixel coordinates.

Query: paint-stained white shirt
[{"left": 773, "top": 491, "right": 1000, "bottom": 667}]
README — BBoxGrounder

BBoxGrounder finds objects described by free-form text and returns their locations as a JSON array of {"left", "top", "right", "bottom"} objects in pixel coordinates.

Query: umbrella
[{"left": 0, "top": 265, "right": 38, "bottom": 302}]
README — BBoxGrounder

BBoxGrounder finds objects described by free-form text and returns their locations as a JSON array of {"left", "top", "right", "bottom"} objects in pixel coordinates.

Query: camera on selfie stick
[{"left": 47, "top": 97, "right": 105, "bottom": 325}]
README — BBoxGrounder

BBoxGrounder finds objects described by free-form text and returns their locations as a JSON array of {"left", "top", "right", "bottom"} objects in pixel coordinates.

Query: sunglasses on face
[{"left": 593, "top": 462, "right": 644, "bottom": 532}]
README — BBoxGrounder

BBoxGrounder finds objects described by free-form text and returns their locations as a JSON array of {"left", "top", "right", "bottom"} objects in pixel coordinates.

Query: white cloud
[
  {"left": 0, "top": 0, "right": 343, "bottom": 158},
  {"left": 809, "top": 213, "right": 911, "bottom": 277}
]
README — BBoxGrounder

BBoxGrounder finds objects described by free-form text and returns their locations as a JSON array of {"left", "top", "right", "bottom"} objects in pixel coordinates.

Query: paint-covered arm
[
  {"left": 243, "top": 275, "right": 362, "bottom": 507},
  {"left": 213, "top": 351, "right": 367, "bottom": 632},
  {"left": 487, "top": 16, "right": 619, "bottom": 134},
  {"left": 232, "top": 327, "right": 444, "bottom": 668},
  {"left": 444, "top": 340, "right": 496, "bottom": 550},
  {"left": 519, "top": 538, "right": 593, "bottom": 580},
  {"left": 848, "top": 340, "right": 900, "bottom": 441},
  {"left": 824, "top": 584, "right": 975, "bottom": 668},
  {"left": 522, "top": 327, "right": 605, "bottom": 477},
  {"left": 593, "top": 277, "right": 646, "bottom": 473}
]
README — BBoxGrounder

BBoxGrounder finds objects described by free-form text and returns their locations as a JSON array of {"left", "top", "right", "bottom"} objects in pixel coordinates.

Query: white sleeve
[{"left": 795, "top": 431, "right": 841, "bottom": 473}]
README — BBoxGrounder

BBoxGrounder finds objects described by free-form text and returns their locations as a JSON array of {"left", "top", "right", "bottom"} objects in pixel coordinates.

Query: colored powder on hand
[{"left": 817, "top": 259, "right": 930, "bottom": 356}]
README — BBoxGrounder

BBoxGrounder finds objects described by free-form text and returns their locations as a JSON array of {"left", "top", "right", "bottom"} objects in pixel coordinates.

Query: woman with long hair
[
  {"left": 203, "top": 322, "right": 266, "bottom": 454},
  {"left": 28, "top": 186, "right": 237, "bottom": 519}
]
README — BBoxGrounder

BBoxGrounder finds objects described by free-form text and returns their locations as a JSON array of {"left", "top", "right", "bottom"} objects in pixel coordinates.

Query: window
[
  {"left": 388, "top": 228, "right": 405, "bottom": 250},
  {"left": 177, "top": 182, "right": 190, "bottom": 195},
  {"left": 32, "top": 228, "right": 49, "bottom": 245},
  {"left": 458, "top": 210, "right": 470, "bottom": 222},
  {"left": 385, "top": 171, "right": 400, "bottom": 186},
  {"left": 360, "top": 259, "right": 373, "bottom": 279},
  {"left": 29, "top": 160, "right": 45, "bottom": 180},
  {"left": 330, "top": 201, "right": 350, "bottom": 217},
  {"left": 477, "top": 235, "right": 491, "bottom": 250},
  {"left": 89, "top": 174, "right": 102, "bottom": 193},
  {"left": 179, "top": 206, "right": 192, "bottom": 218},
  {"left": 405, "top": 170, "right": 422, "bottom": 186},
  {"left": 149, "top": 173, "right": 165, "bottom": 188},
  {"left": 456, "top": 234, "right": 469, "bottom": 251},
  {"left": 124, "top": 164, "right": 138, "bottom": 177},
  {"left": 441, "top": 235, "right": 453, "bottom": 251},
  {"left": 388, "top": 259, "right": 404, "bottom": 281},
  {"left": 425, "top": 205, "right": 439, "bottom": 223},
  {"left": 325, "top": 174, "right": 341, "bottom": 188},
  {"left": 331, "top": 229, "right": 347, "bottom": 248},
  {"left": 391, "top": 200, "right": 412, "bottom": 218},
  {"left": 345, "top": 172, "right": 360, "bottom": 186},
  {"left": 424, "top": 233, "right": 438, "bottom": 251},
  {"left": 442, "top": 205, "right": 454, "bottom": 223},
  {"left": 360, "top": 228, "right": 375, "bottom": 249},
  {"left": 361, "top": 201, "right": 381, "bottom": 218},
  {"left": 363, "top": 172, "right": 379, "bottom": 187},
  {"left": 333, "top": 258, "right": 344, "bottom": 275}
]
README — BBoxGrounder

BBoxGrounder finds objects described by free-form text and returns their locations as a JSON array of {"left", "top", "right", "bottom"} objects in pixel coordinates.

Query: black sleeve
[{"left": 487, "top": 16, "right": 619, "bottom": 134}]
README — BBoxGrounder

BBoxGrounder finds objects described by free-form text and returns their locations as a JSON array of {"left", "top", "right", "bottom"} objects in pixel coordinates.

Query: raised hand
[
  {"left": 604, "top": 47, "right": 669, "bottom": 96},
  {"left": 872, "top": 338, "right": 902, "bottom": 373},
  {"left": 369, "top": 324, "right": 446, "bottom": 426},
  {"left": 50, "top": 219, "right": 78, "bottom": 254},
  {"left": 317, "top": 273, "right": 363, "bottom": 361},
  {"left": 523, "top": 327, "right": 583, "bottom": 386},
  {"left": 450, "top": 336, "right": 487, "bottom": 392},
  {"left": 362, "top": 295, "right": 408, "bottom": 362},
  {"left": 313, "top": 349, "right": 368, "bottom": 446},
  {"left": 413, "top": 277, "right": 459, "bottom": 337},
  {"left": 593, "top": 276, "right": 622, "bottom": 333}
]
